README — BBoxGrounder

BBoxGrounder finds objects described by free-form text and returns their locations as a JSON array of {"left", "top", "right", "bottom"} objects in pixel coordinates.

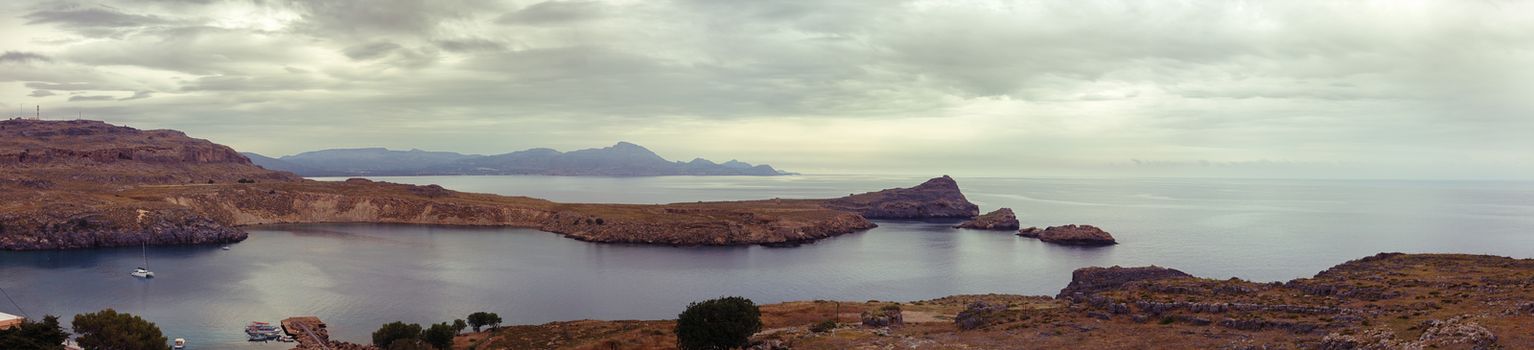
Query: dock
[{"left": 281, "top": 316, "right": 377, "bottom": 350}]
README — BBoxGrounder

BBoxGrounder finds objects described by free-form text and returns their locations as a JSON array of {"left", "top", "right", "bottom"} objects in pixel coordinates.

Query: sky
[{"left": 2, "top": 0, "right": 1532, "bottom": 179}]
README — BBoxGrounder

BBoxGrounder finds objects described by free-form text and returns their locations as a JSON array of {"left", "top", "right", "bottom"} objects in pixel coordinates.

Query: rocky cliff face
[
  {"left": 821, "top": 175, "right": 980, "bottom": 219},
  {"left": 0, "top": 204, "right": 246, "bottom": 250},
  {"left": 954, "top": 208, "right": 1019, "bottom": 230}
]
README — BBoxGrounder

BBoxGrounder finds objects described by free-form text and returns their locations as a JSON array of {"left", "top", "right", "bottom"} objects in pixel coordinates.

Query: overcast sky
[{"left": 2, "top": 0, "right": 1532, "bottom": 179}]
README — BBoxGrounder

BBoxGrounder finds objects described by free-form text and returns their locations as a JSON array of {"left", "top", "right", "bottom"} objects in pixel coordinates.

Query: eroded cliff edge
[{"left": 0, "top": 119, "right": 976, "bottom": 250}]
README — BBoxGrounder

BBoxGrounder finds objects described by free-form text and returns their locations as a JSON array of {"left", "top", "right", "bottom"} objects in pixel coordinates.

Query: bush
[
  {"left": 0, "top": 315, "right": 68, "bottom": 349},
  {"left": 809, "top": 319, "right": 837, "bottom": 333},
  {"left": 423, "top": 322, "right": 456, "bottom": 350},
  {"left": 372, "top": 321, "right": 422, "bottom": 348},
  {"left": 675, "top": 296, "right": 762, "bottom": 350},
  {"left": 71, "top": 309, "right": 168, "bottom": 350}
]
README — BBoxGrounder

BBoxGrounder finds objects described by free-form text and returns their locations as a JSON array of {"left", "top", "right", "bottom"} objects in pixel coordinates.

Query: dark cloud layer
[{"left": 2, "top": 0, "right": 1531, "bottom": 179}]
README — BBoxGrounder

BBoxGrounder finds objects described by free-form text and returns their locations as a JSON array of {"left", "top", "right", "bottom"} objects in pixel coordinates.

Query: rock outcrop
[
  {"left": 1056, "top": 265, "right": 1192, "bottom": 299},
  {"left": 1018, "top": 224, "right": 1118, "bottom": 245},
  {"left": 953, "top": 208, "right": 1019, "bottom": 230},
  {"left": 860, "top": 305, "right": 904, "bottom": 328},
  {"left": 821, "top": 175, "right": 979, "bottom": 219}
]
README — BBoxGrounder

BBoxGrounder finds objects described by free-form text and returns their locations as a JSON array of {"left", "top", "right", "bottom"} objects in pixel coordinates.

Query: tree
[
  {"left": 486, "top": 312, "right": 502, "bottom": 330},
  {"left": 423, "top": 323, "right": 456, "bottom": 350},
  {"left": 675, "top": 296, "right": 762, "bottom": 350},
  {"left": 371, "top": 321, "right": 422, "bottom": 348},
  {"left": 0, "top": 315, "right": 69, "bottom": 350},
  {"left": 71, "top": 309, "right": 168, "bottom": 350},
  {"left": 466, "top": 313, "right": 488, "bottom": 333},
  {"left": 466, "top": 312, "right": 502, "bottom": 332},
  {"left": 451, "top": 319, "right": 467, "bottom": 335}
]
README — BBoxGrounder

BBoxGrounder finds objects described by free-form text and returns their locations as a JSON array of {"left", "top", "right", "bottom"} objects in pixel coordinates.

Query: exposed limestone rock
[
  {"left": 1057, "top": 265, "right": 1192, "bottom": 299},
  {"left": 954, "top": 301, "right": 1006, "bottom": 330},
  {"left": 861, "top": 305, "right": 904, "bottom": 328},
  {"left": 1019, "top": 224, "right": 1118, "bottom": 246},
  {"left": 822, "top": 175, "right": 980, "bottom": 219},
  {"left": 1417, "top": 315, "right": 1497, "bottom": 349},
  {"left": 953, "top": 208, "right": 1019, "bottom": 230}
]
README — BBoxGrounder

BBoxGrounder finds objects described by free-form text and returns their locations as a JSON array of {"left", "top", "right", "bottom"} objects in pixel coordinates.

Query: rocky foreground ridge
[
  {"left": 462, "top": 253, "right": 1534, "bottom": 349},
  {"left": 0, "top": 119, "right": 977, "bottom": 250}
]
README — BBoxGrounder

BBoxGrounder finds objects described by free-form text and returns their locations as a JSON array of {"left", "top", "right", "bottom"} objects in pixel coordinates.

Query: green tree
[
  {"left": 675, "top": 296, "right": 762, "bottom": 350},
  {"left": 0, "top": 315, "right": 69, "bottom": 350},
  {"left": 451, "top": 319, "right": 467, "bottom": 334},
  {"left": 371, "top": 321, "right": 422, "bottom": 348},
  {"left": 71, "top": 309, "right": 168, "bottom": 350},
  {"left": 423, "top": 322, "right": 456, "bottom": 350},
  {"left": 466, "top": 312, "right": 501, "bottom": 332},
  {"left": 485, "top": 312, "right": 502, "bottom": 330}
]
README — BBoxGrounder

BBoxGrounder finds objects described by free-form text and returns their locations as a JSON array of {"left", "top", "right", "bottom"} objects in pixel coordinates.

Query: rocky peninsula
[{"left": 0, "top": 119, "right": 978, "bottom": 250}]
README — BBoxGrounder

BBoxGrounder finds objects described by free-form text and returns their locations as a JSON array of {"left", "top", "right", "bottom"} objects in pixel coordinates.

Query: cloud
[
  {"left": 68, "top": 95, "right": 115, "bottom": 101},
  {"left": 0, "top": 51, "right": 53, "bottom": 64},
  {"left": 342, "top": 42, "right": 403, "bottom": 60},
  {"left": 29, "top": 90, "right": 55, "bottom": 97},
  {"left": 1, "top": 0, "right": 1531, "bottom": 179},
  {"left": 119, "top": 90, "right": 153, "bottom": 100},
  {"left": 496, "top": 1, "right": 606, "bottom": 25}
]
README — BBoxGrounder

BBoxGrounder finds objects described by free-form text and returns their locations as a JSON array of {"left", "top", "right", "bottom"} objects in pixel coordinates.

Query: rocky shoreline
[{"left": 461, "top": 253, "right": 1534, "bottom": 349}]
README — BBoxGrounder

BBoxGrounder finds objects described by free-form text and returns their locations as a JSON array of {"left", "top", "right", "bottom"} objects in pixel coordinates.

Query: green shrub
[
  {"left": 675, "top": 296, "right": 762, "bottom": 350},
  {"left": 423, "top": 322, "right": 456, "bottom": 350},
  {"left": 809, "top": 319, "right": 837, "bottom": 333}
]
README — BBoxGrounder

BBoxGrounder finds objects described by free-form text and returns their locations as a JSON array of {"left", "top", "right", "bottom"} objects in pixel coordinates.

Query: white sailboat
[{"left": 130, "top": 243, "right": 154, "bottom": 278}]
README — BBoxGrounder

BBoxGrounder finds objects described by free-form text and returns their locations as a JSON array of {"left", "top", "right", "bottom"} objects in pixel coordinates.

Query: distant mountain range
[{"left": 243, "top": 142, "right": 793, "bottom": 177}]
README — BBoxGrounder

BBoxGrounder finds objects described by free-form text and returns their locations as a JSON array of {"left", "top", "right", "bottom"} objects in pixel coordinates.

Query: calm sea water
[{"left": 2, "top": 175, "right": 1532, "bottom": 347}]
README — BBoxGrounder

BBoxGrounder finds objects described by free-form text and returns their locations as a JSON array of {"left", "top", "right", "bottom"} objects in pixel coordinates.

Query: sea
[{"left": 2, "top": 175, "right": 1532, "bottom": 347}]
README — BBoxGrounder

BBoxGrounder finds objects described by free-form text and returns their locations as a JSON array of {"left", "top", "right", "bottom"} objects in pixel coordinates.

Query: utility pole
[{"left": 36, "top": 105, "right": 40, "bottom": 120}]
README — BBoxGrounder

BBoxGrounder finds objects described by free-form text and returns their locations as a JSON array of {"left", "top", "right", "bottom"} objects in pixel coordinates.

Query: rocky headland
[
  {"left": 953, "top": 207, "right": 1019, "bottom": 230},
  {"left": 463, "top": 253, "right": 1534, "bottom": 349},
  {"left": 0, "top": 119, "right": 976, "bottom": 250},
  {"left": 821, "top": 175, "right": 979, "bottom": 219},
  {"left": 1019, "top": 224, "right": 1118, "bottom": 246}
]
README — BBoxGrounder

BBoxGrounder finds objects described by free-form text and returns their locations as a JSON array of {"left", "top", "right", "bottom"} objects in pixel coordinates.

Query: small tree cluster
[
  {"left": 0, "top": 315, "right": 69, "bottom": 349},
  {"left": 373, "top": 311, "right": 502, "bottom": 350},
  {"left": 370, "top": 321, "right": 457, "bottom": 350}
]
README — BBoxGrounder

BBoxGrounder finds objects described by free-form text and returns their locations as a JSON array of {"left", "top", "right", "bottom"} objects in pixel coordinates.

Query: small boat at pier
[{"left": 246, "top": 321, "right": 283, "bottom": 341}]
